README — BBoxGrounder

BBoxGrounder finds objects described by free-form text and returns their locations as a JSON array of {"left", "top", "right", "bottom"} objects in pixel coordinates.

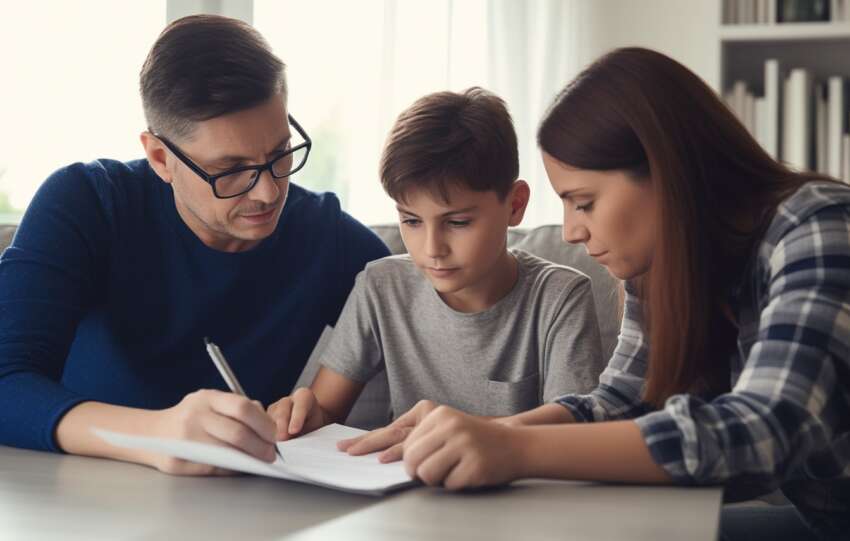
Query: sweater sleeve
[{"left": 0, "top": 163, "right": 110, "bottom": 451}]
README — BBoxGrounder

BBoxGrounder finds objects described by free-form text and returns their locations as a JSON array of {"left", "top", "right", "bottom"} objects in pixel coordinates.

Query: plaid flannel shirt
[{"left": 556, "top": 181, "right": 850, "bottom": 536}]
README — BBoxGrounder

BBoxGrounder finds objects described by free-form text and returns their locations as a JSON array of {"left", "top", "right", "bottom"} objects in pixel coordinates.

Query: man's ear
[
  {"left": 507, "top": 180, "right": 530, "bottom": 227},
  {"left": 140, "top": 131, "right": 173, "bottom": 184}
]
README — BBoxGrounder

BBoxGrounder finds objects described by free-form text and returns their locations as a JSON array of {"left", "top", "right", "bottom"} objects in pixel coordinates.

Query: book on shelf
[
  {"left": 828, "top": 77, "right": 846, "bottom": 178},
  {"left": 755, "top": 96, "right": 770, "bottom": 153},
  {"left": 844, "top": 134, "right": 850, "bottom": 182},
  {"left": 723, "top": 0, "right": 849, "bottom": 23},
  {"left": 764, "top": 59, "right": 782, "bottom": 159},
  {"left": 782, "top": 68, "right": 812, "bottom": 172},
  {"left": 726, "top": 61, "right": 850, "bottom": 183},
  {"left": 778, "top": 0, "right": 831, "bottom": 22},
  {"left": 816, "top": 83, "right": 828, "bottom": 173}
]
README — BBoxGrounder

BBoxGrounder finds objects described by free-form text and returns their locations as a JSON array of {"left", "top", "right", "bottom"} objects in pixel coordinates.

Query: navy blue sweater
[{"left": 0, "top": 159, "right": 388, "bottom": 451}]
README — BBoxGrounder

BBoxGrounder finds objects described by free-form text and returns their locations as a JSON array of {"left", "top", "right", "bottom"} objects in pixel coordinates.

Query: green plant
[{"left": 0, "top": 167, "right": 21, "bottom": 215}]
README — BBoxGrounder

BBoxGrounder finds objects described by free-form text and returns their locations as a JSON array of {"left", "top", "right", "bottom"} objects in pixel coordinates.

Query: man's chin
[
  {"left": 229, "top": 218, "right": 280, "bottom": 242},
  {"left": 234, "top": 206, "right": 282, "bottom": 232}
]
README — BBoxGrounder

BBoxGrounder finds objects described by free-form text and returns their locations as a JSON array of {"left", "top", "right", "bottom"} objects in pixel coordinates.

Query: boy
[{"left": 267, "top": 87, "right": 604, "bottom": 457}]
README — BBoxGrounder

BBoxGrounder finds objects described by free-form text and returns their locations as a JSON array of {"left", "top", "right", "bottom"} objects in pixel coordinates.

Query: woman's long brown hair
[{"left": 538, "top": 47, "right": 830, "bottom": 406}]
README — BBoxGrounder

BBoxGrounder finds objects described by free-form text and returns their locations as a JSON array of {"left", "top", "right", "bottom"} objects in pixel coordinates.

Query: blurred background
[{"left": 1, "top": 0, "right": 845, "bottom": 226}]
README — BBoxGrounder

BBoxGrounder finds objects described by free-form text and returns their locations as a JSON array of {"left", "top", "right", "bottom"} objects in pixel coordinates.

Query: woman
[{"left": 341, "top": 48, "right": 850, "bottom": 540}]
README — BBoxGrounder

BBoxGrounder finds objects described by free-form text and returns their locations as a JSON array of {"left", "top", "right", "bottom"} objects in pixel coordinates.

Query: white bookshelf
[
  {"left": 721, "top": 22, "right": 850, "bottom": 90},
  {"left": 720, "top": 14, "right": 850, "bottom": 178}
]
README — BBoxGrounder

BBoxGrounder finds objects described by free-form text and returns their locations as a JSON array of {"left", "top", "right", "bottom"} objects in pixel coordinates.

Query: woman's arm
[
  {"left": 401, "top": 406, "right": 670, "bottom": 489},
  {"left": 518, "top": 420, "right": 670, "bottom": 483}
]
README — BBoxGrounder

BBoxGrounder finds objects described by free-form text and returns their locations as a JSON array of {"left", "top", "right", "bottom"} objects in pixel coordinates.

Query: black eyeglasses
[{"left": 151, "top": 114, "right": 312, "bottom": 199}]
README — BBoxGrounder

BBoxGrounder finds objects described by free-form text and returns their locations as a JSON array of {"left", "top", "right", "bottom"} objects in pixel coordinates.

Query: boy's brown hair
[{"left": 380, "top": 87, "right": 519, "bottom": 203}]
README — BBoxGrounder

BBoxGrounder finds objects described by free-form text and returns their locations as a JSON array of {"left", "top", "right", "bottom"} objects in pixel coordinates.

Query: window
[
  {"left": 0, "top": 1, "right": 167, "bottom": 223},
  {"left": 255, "top": 0, "right": 576, "bottom": 226},
  {"left": 1, "top": 1, "right": 576, "bottom": 227}
]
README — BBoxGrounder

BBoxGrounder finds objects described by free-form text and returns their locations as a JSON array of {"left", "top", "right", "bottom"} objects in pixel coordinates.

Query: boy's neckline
[{"left": 431, "top": 250, "right": 524, "bottom": 317}]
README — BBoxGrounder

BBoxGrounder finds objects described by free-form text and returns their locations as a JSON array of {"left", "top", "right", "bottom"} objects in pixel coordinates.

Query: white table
[{"left": 0, "top": 445, "right": 722, "bottom": 540}]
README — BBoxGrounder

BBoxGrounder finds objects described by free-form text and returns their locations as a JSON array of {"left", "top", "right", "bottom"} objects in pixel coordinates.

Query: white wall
[{"left": 572, "top": 0, "right": 722, "bottom": 92}]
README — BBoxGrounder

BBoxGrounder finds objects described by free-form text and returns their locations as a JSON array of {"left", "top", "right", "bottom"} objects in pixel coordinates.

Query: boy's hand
[
  {"left": 267, "top": 388, "right": 328, "bottom": 441},
  {"left": 337, "top": 399, "right": 439, "bottom": 462}
]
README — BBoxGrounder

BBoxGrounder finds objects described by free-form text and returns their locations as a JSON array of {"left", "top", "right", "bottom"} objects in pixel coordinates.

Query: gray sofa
[{"left": 0, "top": 223, "right": 621, "bottom": 428}]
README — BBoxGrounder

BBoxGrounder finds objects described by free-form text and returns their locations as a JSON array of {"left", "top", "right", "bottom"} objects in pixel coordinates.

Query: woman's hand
[{"left": 403, "top": 405, "right": 526, "bottom": 490}]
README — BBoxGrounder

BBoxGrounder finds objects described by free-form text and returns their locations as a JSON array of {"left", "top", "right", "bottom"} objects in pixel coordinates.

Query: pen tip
[{"left": 203, "top": 336, "right": 210, "bottom": 345}]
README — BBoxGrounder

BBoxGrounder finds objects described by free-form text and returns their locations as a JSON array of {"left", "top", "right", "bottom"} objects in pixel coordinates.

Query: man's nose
[{"left": 249, "top": 169, "right": 282, "bottom": 205}]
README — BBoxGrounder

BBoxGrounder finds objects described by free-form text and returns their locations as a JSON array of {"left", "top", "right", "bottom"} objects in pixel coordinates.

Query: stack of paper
[{"left": 94, "top": 423, "right": 415, "bottom": 496}]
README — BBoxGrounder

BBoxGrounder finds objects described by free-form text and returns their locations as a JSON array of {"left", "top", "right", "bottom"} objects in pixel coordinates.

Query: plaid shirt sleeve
[
  {"left": 634, "top": 204, "right": 850, "bottom": 484},
  {"left": 555, "top": 280, "right": 654, "bottom": 422}
]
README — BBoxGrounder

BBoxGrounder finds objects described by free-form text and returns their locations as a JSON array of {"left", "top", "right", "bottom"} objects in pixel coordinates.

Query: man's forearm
[{"left": 55, "top": 401, "right": 161, "bottom": 465}]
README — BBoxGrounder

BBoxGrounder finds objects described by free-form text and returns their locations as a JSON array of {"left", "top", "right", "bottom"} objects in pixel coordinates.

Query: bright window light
[{"left": 0, "top": 1, "right": 166, "bottom": 222}]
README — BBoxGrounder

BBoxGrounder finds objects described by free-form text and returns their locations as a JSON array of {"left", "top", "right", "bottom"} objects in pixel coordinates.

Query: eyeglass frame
[{"left": 149, "top": 114, "right": 312, "bottom": 199}]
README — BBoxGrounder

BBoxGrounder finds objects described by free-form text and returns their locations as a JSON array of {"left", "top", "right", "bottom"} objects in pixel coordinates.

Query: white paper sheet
[{"left": 94, "top": 423, "right": 415, "bottom": 495}]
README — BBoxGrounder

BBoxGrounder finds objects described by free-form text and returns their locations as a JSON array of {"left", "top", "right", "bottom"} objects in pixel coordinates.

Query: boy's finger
[
  {"left": 336, "top": 434, "right": 363, "bottom": 451},
  {"left": 271, "top": 400, "right": 293, "bottom": 440},
  {"left": 346, "top": 426, "right": 411, "bottom": 455},
  {"left": 288, "top": 394, "right": 312, "bottom": 435},
  {"left": 337, "top": 408, "right": 417, "bottom": 452},
  {"left": 378, "top": 443, "right": 404, "bottom": 463}
]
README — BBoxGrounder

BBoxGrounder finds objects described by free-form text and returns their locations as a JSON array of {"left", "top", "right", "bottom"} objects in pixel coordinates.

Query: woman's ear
[
  {"left": 140, "top": 131, "right": 173, "bottom": 184},
  {"left": 507, "top": 180, "right": 531, "bottom": 227}
]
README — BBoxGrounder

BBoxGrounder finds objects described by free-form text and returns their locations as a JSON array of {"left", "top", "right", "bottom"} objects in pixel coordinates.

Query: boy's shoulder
[
  {"left": 363, "top": 253, "right": 416, "bottom": 271},
  {"left": 359, "top": 254, "right": 421, "bottom": 288},
  {"left": 513, "top": 249, "right": 590, "bottom": 291}
]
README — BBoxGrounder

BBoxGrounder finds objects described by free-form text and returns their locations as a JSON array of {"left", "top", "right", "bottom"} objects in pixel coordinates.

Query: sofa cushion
[
  {"left": 0, "top": 225, "right": 14, "bottom": 253},
  {"left": 510, "top": 225, "right": 621, "bottom": 362}
]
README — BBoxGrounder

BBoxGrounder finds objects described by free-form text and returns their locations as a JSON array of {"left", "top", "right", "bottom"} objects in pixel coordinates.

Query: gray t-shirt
[{"left": 321, "top": 249, "right": 604, "bottom": 418}]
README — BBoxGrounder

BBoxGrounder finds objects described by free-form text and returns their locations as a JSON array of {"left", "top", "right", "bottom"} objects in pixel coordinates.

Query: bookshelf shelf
[
  {"left": 721, "top": 22, "right": 850, "bottom": 91},
  {"left": 720, "top": 21, "right": 850, "bottom": 42}
]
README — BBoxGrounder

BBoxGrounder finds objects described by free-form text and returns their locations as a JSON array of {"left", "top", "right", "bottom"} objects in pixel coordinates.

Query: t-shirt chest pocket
[{"left": 484, "top": 372, "right": 540, "bottom": 417}]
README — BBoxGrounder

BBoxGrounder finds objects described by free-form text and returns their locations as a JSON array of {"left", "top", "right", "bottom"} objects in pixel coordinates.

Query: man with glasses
[{"left": 0, "top": 15, "right": 388, "bottom": 474}]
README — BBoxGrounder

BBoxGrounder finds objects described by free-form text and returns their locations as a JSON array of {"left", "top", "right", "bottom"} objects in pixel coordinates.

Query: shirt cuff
[
  {"left": 553, "top": 395, "right": 594, "bottom": 423},
  {"left": 634, "top": 409, "right": 696, "bottom": 484}
]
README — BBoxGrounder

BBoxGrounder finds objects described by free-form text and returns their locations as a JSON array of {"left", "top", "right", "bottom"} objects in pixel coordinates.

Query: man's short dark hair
[
  {"left": 140, "top": 14, "right": 286, "bottom": 139},
  {"left": 380, "top": 87, "right": 519, "bottom": 203}
]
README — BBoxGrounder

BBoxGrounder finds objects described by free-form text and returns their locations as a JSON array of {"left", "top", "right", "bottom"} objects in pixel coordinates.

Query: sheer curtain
[
  {"left": 254, "top": 0, "right": 582, "bottom": 226},
  {"left": 0, "top": 1, "right": 167, "bottom": 222}
]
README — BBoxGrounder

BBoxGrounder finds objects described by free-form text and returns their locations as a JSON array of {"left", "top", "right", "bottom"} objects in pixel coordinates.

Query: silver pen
[{"left": 204, "top": 337, "right": 284, "bottom": 462}]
